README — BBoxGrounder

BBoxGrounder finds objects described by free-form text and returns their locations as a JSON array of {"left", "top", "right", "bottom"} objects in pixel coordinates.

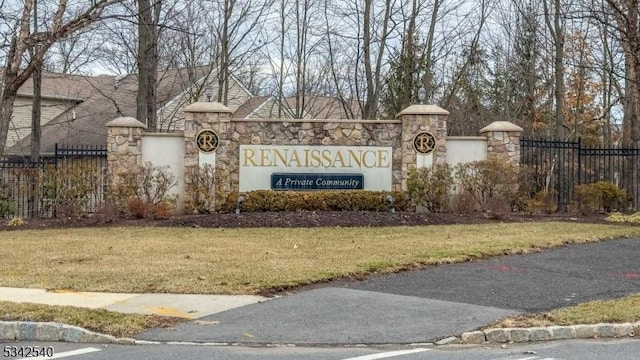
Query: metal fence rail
[
  {"left": 521, "top": 138, "right": 640, "bottom": 210},
  {"left": 0, "top": 144, "right": 107, "bottom": 219},
  {"left": 0, "top": 158, "right": 56, "bottom": 218}
]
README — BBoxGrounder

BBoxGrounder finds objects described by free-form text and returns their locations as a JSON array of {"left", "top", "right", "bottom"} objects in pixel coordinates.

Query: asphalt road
[
  {"left": 4, "top": 340, "right": 640, "bottom": 360},
  {"left": 326, "top": 237, "right": 640, "bottom": 311},
  {"left": 137, "top": 238, "right": 640, "bottom": 345}
]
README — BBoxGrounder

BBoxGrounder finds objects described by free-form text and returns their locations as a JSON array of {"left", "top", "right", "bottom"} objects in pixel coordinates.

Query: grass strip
[
  {"left": 486, "top": 293, "right": 640, "bottom": 328},
  {"left": 0, "top": 301, "right": 181, "bottom": 337},
  {"left": 0, "top": 222, "right": 639, "bottom": 294}
]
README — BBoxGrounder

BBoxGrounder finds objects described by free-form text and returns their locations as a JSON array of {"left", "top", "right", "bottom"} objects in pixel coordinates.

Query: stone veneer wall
[
  {"left": 183, "top": 103, "right": 233, "bottom": 208},
  {"left": 105, "top": 117, "right": 147, "bottom": 186},
  {"left": 184, "top": 116, "right": 404, "bottom": 192},
  {"left": 480, "top": 122, "right": 524, "bottom": 164},
  {"left": 106, "top": 102, "right": 524, "bottom": 214},
  {"left": 398, "top": 105, "right": 449, "bottom": 190}
]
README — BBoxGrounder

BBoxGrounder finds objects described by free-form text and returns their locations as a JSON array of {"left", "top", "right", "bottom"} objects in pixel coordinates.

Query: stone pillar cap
[
  {"left": 397, "top": 104, "right": 449, "bottom": 117},
  {"left": 479, "top": 121, "right": 523, "bottom": 134},
  {"left": 105, "top": 117, "right": 147, "bottom": 128},
  {"left": 184, "top": 101, "right": 232, "bottom": 113}
]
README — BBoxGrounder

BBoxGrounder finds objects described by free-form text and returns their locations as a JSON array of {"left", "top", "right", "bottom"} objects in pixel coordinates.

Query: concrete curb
[
  {"left": 456, "top": 322, "right": 640, "bottom": 345},
  {"left": 0, "top": 321, "right": 137, "bottom": 345},
  {"left": 2, "top": 320, "right": 639, "bottom": 346}
]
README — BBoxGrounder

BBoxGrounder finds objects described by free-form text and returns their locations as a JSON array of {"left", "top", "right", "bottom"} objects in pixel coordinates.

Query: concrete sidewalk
[{"left": 0, "top": 287, "right": 270, "bottom": 319}]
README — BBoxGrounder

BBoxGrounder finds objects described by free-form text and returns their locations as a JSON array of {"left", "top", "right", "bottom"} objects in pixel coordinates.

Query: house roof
[
  {"left": 7, "top": 65, "right": 239, "bottom": 155},
  {"left": 237, "top": 95, "right": 363, "bottom": 119},
  {"left": 233, "top": 95, "right": 271, "bottom": 119},
  {"left": 6, "top": 67, "right": 364, "bottom": 156}
]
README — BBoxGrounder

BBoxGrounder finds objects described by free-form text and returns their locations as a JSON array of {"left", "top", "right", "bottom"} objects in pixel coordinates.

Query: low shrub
[
  {"left": 95, "top": 200, "right": 119, "bottom": 223},
  {"left": 454, "top": 159, "right": 520, "bottom": 212},
  {"left": 41, "top": 163, "right": 101, "bottom": 218},
  {"left": 217, "top": 191, "right": 409, "bottom": 213},
  {"left": 127, "top": 198, "right": 155, "bottom": 219},
  {"left": 524, "top": 190, "right": 558, "bottom": 214},
  {"left": 607, "top": 211, "right": 640, "bottom": 223},
  {"left": 406, "top": 164, "right": 454, "bottom": 212},
  {"left": 108, "top": 162, "right": 177, "bottom": 218},
  {"left": 153, "top": 201, "right": 173, "bottom": 220},
  {"left": 450, "top": 192, "right": 478, "bottom": 214},
  {"left": 574, "top": 181, "right": 627, "bottom": 213},
  {"left": 7, "top": 217, "right": 25, "bottom": 227},
  {"left": 0, "top": 182, "right": 15, "bottom": 218},
  {"left": 184, "top": 164, "right": 216, "bottom": 214}
]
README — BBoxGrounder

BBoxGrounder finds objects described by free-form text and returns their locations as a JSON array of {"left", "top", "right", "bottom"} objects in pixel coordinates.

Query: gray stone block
[
  {"left": 61, "top": 325, "right": 91, "bottom": 342},
  {"left": 574, "top": 325, "right": 597, "bottom": 338},
  {"left": 529, "top": 327, "right": 552, "bottom": 342},
  {"left": 36, "top": 322, "right": 62, "bottom": 342},
  {"left": 460, "top": 331, "right": 486, "bottom": 344},
  {"left": 89, "top": 333, "right": 117, "bottom": 343},
  {"left": 550, "top": 326, "right": 575, "bottom": 340},
  {"left": 484, "top": 328, "right": 511, "bottom": 343},
  {"left": 435, "top": 336, "right": 459, "bottom": 345},
  {"left": 134, "top": 340, "right": 162, "bottom": 345},
  {"left": 510, "top": 328, "right": 531, "bottom": 343},
  {"left": 0, "top": 322, "right": 17, "bottom": 340},
  {"left": 634, "top": 323, "right": 640, "bottom": 337},
  {"left": 16, "top": 322, "right": 37, "bottom": 340},
  {"left": 615, "top": 324, "right": 635, "bottom": 337},
  {"left": 596, "top": 324, "right": 615, "bottom": 338},
  {"left": 115, "top": 337, "right": 137, "bottom": 345}
]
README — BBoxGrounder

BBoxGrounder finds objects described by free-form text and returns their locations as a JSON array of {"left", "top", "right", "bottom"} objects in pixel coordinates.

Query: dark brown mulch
[{"left": 0, "top": 211, "right": 610, "bottom": 231}]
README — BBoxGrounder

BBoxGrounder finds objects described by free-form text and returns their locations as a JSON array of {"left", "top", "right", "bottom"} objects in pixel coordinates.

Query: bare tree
[
  {"left": 214, "top": 0, "right": 272, "bottom": 105},
  {"left": 603, "top": 0, "right": 640, "bottom": 147},
  {"left": 0, "top": 0, "right": 123, "bottom": 157},
  {"left": 136, "top": 0, "right": 162, "bottom": 130},
  {"left": 361, "top": 0, "right": 394, "bottom": 119},
  {"left": 543, "top": 0, "right": 567, "bottom": 141}
]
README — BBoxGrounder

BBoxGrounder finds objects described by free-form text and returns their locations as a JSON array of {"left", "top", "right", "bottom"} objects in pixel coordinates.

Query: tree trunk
[
  {"left": 0, "top": 0, "right": 117, "bottom": 158},
  {"left": 401, "top": 0, "right": 418, "bottom": 108},
  {"left": 218, "top": 0, "right": 232, "bottom": 105},
  {"left": 137, "top": 0, "right": 160, "bottom": 130},
  {"left": 0, "top": 93, "right": 17, "bottom": 156},
  {"left": 422, "top": 0, "right": 440, "bottom": 102},
  {"left": 362, "top": 0, "right": 392, "bottom": 119}
]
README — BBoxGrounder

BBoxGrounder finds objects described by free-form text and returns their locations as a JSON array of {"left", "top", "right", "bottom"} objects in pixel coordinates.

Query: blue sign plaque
[{"left": 271, "top": 173, "right": 364, "bottom": 191}]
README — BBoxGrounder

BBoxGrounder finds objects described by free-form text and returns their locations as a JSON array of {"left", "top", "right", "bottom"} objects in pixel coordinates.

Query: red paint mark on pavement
[
  {"left": 489, "top": 264, "right": 514, "bottom": 272},
  {"left": 608, "top": 272, "right": 640, "bottom": 279},
  {"left": 623, "top": 272, "right": 640, "bottom": 279}
]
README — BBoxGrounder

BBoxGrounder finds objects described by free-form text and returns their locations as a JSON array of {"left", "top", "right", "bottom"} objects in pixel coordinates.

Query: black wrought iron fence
[
  {"left": 0, "top": 144, "right": 107, "bottom": 219},
  {"left": 521, "top": 138, "right": 640, "bottom": 210}
]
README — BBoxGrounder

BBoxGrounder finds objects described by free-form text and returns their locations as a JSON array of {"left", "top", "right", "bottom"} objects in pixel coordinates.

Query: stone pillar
[
  {"left": 397, "top": 104, "right": 449, "bottom": 191},
  {"left": 105, "top": 117, "right": 147, "bottom": 188},
  {"left": 480, "top": 121, "right": 524, "bottom": 164},
  {"left": 183, "top": 102, "right": 233, "bottom": 210}
]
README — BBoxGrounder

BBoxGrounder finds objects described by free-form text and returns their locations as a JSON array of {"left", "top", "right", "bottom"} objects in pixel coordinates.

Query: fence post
[
  {"left": 479, "top": 121, "right": 523, "bottom": 164},
  {"left": 183, "top": 102, "right": 233, "bottom": 212},
  {"left": 397, "top": 104, "right": 449, "bottom": 191},
  {"left": 105, "top": 117, "right": 147, "bottom": 193},
  {"left": 577, "top": 137, "right": 582, "bottom": 186}
]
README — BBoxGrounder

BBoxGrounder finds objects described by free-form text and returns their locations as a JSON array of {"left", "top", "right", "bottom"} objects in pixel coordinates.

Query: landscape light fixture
[
  {"left": 418, "top": 87, "right": 426, "bottom": 105},
  {"left": 386, "top": 195, "right": 395, "bottom": 214},
  {"left": 236, "top": 196, "right": 245, "bottom": 215},
  {"left": 205, "top": 84, "right": 213, "bottom": 102}
]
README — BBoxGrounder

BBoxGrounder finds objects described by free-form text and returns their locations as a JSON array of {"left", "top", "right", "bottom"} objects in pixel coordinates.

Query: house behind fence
[{"left": 0, "top": 145, "right": 107, "bottom": 219}]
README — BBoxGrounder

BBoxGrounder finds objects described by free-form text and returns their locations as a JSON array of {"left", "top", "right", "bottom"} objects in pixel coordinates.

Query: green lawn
[
  {"left": 3, "top": 222, "right": 640, "bottom": 337},
  {"left": 1, "top": 222, "right": 639, "bottom": 294}
]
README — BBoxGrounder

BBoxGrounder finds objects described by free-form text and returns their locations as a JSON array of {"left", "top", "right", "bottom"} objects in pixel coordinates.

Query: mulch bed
[{"left": 1, "top": 211, "right": 610, "bottom": 231}]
